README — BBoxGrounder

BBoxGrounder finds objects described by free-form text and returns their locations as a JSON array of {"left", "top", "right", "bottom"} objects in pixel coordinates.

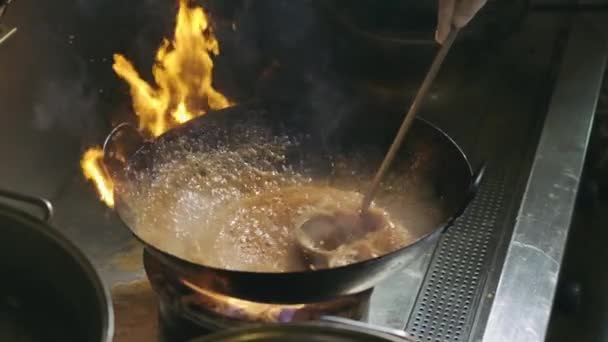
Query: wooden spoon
[{"left": 295, "top": 29, "right": 460, "bottom": 268}]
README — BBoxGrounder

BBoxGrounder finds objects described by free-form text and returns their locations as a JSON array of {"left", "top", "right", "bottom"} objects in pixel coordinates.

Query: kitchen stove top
[
  {"left": 99, "top": 13, "right": 606, "bottom": 341},
  {"left": 2, "top": 3, "right": 604, "bottom": 341}
]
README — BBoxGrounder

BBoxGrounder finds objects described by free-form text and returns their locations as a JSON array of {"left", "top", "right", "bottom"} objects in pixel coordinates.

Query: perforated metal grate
[{"left": 405, "top": 172, "right": 506, "bottom": 342}]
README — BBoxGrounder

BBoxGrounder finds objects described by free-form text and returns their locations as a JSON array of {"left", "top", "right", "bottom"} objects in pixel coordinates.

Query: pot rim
[{"left": 190, "top": 320, "right": 413, "bottom": 342}]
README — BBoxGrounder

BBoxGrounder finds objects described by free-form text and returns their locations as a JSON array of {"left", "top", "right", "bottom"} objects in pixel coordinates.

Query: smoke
[
  {"left": 32, "top": 74, "right": 104, "bottom": 144},
  {"left": 241, "top": 0, "right": 355, "bottom": 140},
  {"left": 29, "top": 0, "right": 180, "bottom": 146},
  {"left": 206, "top": 0, "right": 355, "bottom": 133}
]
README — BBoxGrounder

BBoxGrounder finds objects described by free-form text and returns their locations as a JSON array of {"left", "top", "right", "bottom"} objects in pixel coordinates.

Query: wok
[{"left": 103, "top": 102, "right": 484, "bottom": 304}]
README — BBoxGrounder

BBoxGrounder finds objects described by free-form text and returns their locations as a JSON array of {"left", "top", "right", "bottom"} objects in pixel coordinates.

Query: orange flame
[
  {"left": 81, "top": 148, "right": 114, "bottom": 207},
  {"left": 81, "top": 0, "right": 232, "bottom": 206},
  {"left": 181, "top": 279, "right": 305, "bottom": 320},
  {"left": 112, "top": 0, "right": 231, "bottom": 137}
]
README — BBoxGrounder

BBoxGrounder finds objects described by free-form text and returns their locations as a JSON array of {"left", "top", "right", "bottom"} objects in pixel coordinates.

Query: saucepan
[{"left": 103, "top": 102, "right": 484, "bottom": 304}]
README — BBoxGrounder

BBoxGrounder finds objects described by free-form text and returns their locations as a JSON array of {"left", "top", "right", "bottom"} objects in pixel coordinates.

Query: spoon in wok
[{"left": 295, "top": 29, "right": 460, "bottom": 269}]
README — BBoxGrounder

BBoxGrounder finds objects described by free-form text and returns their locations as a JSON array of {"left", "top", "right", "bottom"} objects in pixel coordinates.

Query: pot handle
[
  {"left": 0, "top": 189, "right": 54, "bottom": 223},
  {"left": 442, "top": 162, "right": 487, "bottom": 233},
  {"left": 319, "top": 316, "right": 415, "bottom": 341},
  {"left": 102, "top": 122, "right": 145, "bottom": 180}
]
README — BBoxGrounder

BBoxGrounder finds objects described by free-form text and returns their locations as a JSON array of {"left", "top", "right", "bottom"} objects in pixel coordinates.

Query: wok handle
[
  {"left": 319, "top": 316, "right": 415, "bottom": 341},
  {"left": 102, "top": 122, "right": 145, "bottom": 180},
  {"left": 0, "top": 189, "right": 54, "bottom": 223},
  {"left": 442, "top": 162, "right": 487, "bottom": 233}
]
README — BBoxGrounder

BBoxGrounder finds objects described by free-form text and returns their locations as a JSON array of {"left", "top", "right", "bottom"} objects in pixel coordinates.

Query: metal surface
[
  {"left": 368, "top": 11, "right": 570, "bottom": 339},
  {"left": 320, "top": 316, "right": 413, "bottom": 339},
  {"left": 0, "top": 0, "right": 16, "bottom": 46},
  {"left": 0, "top": 1, "right": 600, "bottom": 341},
  {"left": 481, "top": 13, "right": 608, "bottom": 342},
  {"left": 405, "top": 171, "right": 506, "bottom": 341},
  {"left": 0, "top": 0, "right": 14, "bottom": 19},
  {"left": 0, "top": 25, "right": 16, "bottom": 46},
  {"left": 192, "top": 321, "right": 413, "bottom": 342}
]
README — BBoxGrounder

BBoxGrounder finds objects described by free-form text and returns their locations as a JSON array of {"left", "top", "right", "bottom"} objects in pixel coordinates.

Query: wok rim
[{"left": 114, "top": 115, "right": 474, "bottom": 277}]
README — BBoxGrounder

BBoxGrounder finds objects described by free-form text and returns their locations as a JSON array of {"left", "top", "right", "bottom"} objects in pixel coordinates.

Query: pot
[
  {"left": 0, "top": 189, "right": 114, "bottom": 342},
  {"left": 191, "top": 317, "right": 414, "bottom": 342},
  {"left": 104, "top": 102, "right": 484, "bottom": 304}
]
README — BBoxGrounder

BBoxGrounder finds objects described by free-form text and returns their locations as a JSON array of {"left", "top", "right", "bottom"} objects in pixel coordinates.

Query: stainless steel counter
[
  {"left": 481, "top": 13, "right": 608, "bottom": 342},
  {"left": 0, "top": 2, "right": 606, "bottom": 341}
]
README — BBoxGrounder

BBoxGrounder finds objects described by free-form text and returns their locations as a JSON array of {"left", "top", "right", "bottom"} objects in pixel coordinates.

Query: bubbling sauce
[
  {"left": 118, "top": 126, "right": 432, "bottom": 273},
  {"left": 199, "top": 185, "right": 408, "bottom": 271}
]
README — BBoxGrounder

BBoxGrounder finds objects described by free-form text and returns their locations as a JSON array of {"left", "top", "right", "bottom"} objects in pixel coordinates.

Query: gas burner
[{"left": 143, "top": 250, "right": 373, "bottom": 342}]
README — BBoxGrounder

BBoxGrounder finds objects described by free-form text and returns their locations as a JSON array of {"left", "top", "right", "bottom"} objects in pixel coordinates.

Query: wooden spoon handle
[{"left": 361, "top": 28, "right": 460, "bottom": 211}]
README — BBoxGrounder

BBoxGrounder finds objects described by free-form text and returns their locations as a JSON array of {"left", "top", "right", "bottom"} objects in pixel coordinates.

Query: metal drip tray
[{"left": 406, "top": 172, "right": 506, "bottom": 341}]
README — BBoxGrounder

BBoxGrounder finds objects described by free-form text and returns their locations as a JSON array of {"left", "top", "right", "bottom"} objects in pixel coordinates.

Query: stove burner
[{"left": 143, "top": 250, "right": 373, "bottom": 341}]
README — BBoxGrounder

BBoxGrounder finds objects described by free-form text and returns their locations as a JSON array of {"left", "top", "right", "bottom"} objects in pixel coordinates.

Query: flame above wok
[{"left": 81, "top": 0, "right": 232, "bottom": 206}]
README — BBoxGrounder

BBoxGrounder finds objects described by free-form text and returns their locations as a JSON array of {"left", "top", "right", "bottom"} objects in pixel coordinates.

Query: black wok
[{"left": 103, "top": 102, "right": 483, "bottom": 304}]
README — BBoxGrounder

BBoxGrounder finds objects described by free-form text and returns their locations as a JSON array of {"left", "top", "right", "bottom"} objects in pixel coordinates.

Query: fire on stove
[
  {"left": 143, "top": 250, "right": 371, "bottom": 340},
  {"left": 178, "top": 280, "right": 370, "bottom": 323},
  {"left": 81, "top": 0, "right": 233, "bottom": 207}
]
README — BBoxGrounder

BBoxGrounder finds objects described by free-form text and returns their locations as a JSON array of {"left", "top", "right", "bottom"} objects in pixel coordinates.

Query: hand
[{"left": 436, "top": 0, "right": 487, "bottom": 44}]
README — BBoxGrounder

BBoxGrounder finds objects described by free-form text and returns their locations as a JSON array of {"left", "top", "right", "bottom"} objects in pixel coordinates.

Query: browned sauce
[
  {"left": 119, "top": 131, "right": 437, "bottom": 273},
  {"left": 192, "top": 185, "right": 409, "bottom": 271}
]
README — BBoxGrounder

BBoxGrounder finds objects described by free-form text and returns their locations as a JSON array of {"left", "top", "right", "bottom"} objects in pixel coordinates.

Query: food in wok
[{"left": 115, "top": 120, "right": 443, "bottom": 273}]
